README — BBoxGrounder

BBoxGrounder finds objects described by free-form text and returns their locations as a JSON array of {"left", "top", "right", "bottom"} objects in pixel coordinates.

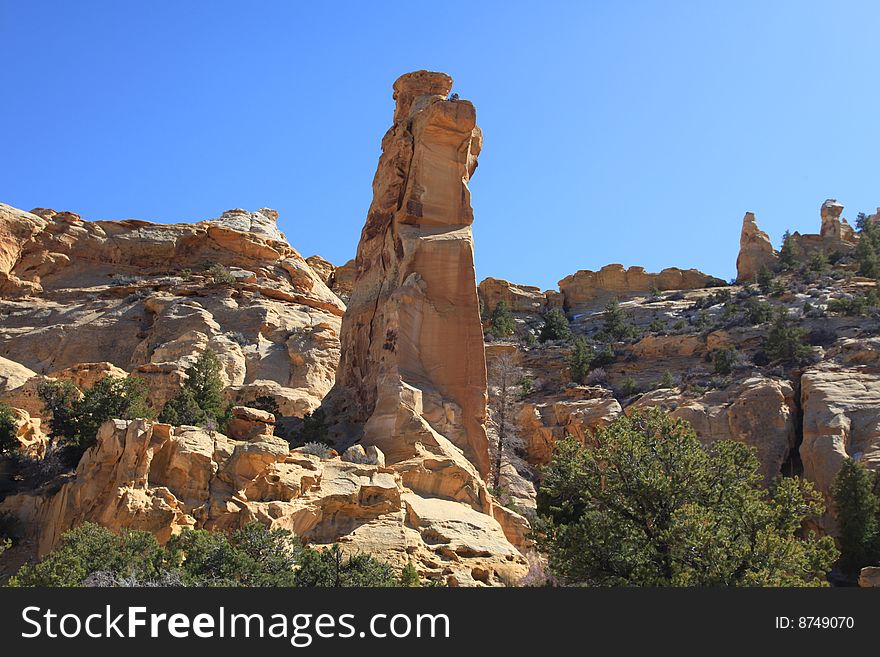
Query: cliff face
[
  {"left": 0, "top": 203, "right": 344, "bottom": 420},
  {"left": 334, "top": 70, "right": 490, "bottom": 477}
]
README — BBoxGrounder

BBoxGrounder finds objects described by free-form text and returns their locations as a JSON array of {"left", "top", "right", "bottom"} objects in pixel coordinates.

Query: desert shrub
[
  {"left": 568, "top": 337, "right": 594, "bottom": 384},
  {"left": 0, "top": 403, "right": 19, "bottom": 455},
  {"left": 742, "top": 297, "right": 773, "bottom": 325},
  {"left": 159, "top": 350, "right": 231, "bottom": 430},
  {"left": 292, "top": 408, "right": 329, "bottom": 448},
  {"left": 618, "top": 376, "right": 640, "bottom": 398},
  {"left": 756, "top": 265, "right": 774, "bottom": 294},
  {"left": 490, "top": 300, "right": 516, "bottom": 338},
  {"left": 519, "top": 376, "right": 535, "bottom": 398},
  {"left": 12, "top": 522, "right": 401, "bottom": 588},
  {"left": 180, "top": 268, "right": 192, "bottom": 280},
  {"left": 39, "top": 376, "right": 152, "bottom": 453},
  {"left": 807, "top": 326, "right": 837, "bottom": 347},
  {"left": 712, "top": 346, "right": 739, "bottom": 375},
  {"left": 539, "top": 308, "right": 572, "bottom": 342},
  {"left": 109, "top": 274, "right": 138, "bottom": 286},
  {"left": 808, "top": 252, "right": 830, "bottom": 274},
  {"left": 250, "top": 395, "right": 280, "bottom": 418},
  {"left": 583, "top": 368, "right": 606, "bottom": 386},
  {"left": 672, "top": 319, "right": 686, "bottom": 331},
  {"left": 292, "top": 545, "right": 397, "bottom": 587},
  {"left": 657, "top": 371, "right": 676, "bottom": 389},
  {"left": 691, "top": 309, "right": 710, "bottom": 329},
  {"left": 519, "top": 330, "right": 538, "bottom": 347},
  {"left": 603, "top": 300, "right": 639, "bottom": 340},
  {"left": 227, "top": 331, "right": 250, "bottom": 346},
  {"left": 536, "top": 409, "right": 837, "bottom": 586},
  {"left": 764, "top": 308, "right": 811, "bottom": 364},
  {"left": 856, "top": 212, "right": 880, "bottom": 279},
  {"left": 831, "top": 459, "right": 880, "bottom": 579},
  {"left": 300, "top": 441, "right": 333, "bottom": 458},
  {"left": 11, "top": 523, "right": 166, "bottom": 587},
  {"left": 779, "top": 230, "right": 800, "bottom": 270},
  {"left": 208, "top": 263, "right": 236, "bottom": 285},
  {"left": 649, "top": 318, "right": 666, "bottom": 333}
]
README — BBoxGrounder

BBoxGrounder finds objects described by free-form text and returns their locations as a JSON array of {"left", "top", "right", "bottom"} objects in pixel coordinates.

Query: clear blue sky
[{"left": 2, "top": 1, "right": 878, "bottom": 290}]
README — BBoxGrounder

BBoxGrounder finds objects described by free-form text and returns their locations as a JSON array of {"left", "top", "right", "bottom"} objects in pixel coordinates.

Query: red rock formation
[{"left": 334, "top": 70, "right": 490, "bottom": 476}]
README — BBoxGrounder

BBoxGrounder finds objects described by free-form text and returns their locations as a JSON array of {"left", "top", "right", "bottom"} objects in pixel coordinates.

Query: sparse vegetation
[
  {"left": 764, "top": 308, "right": 811, "bottom": 364},
  {"left": 38, "top": 376, "right": 152, "bottom": 454},
  {"left": 602, "top": 299, "right": 638, "bottom": 341},
  {"left": 779, "top": 230, "right": 799, "bottom": 270},
  {"left": 856, "top": 212, "right": 880, "bottom": 279},
  {"left": 208, "top": 263, "right": 236, "bottom": 286},
  {"left": 159, "top": 349, "right": 231, "bottom": 430},
  {"left": 618, "top": 376, "right": 640, "bottom": 398},
  {"left": 743, "top": 297, "right": 774, "bottom": 325},
  {"left": 568, "top": 337, "right": 594, "bottom": 385},
  {"left": 756, "top": 265, "right": 774, "bottom": 294},
  {"left": 539, "top": 308, "right": 572, "bottom": 342},
  {"left": 657, "top": 370, "right": 676, "bottom": 389},
  {"left": 712, "top": 346, "right": 739, "bottom": 375},
  {"left": 831, "top": 458, "right": 880, "bottom": 580},
  {"left": 292, "top": 408, "right": 330, "bottom": 448},
  {"left": 0, "top": 402, "right": 19, "bottom": 456},
  {"left": 488, "top": 354, "right": 526, "bottom": 489},
  {"left": 490, "top": 300, "right": 516, "bottom": 338},
  {"left": 536, "top": 409, "right": 837, "bottom": 586},
  {"left": 300, "top": 441, "right": 333, "bottom": 458},
  {"left": 10, "top": 522, "right": 403, "bottom": 587},
  {"left": 649, "top": 318, "right": 666, "bottom": 333}
]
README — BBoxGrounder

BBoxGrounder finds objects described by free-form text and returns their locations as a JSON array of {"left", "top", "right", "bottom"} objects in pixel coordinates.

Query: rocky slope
[{"left": 478, "top": 199, "right": 880, "bottom": 540}]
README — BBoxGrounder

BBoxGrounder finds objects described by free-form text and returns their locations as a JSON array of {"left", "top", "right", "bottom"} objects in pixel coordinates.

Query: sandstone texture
[
  {"left": 0, "top": 419, "right": 526, "bottom": 585},
  {"left": 736, "top": 212, "right": 778, "bottom": 282},
  {"left": 799, "top": 364, "right": 880, "bottom": 530},
  {"left": 332, "top": 70, "right": 490, "bottom": 477},
  {"left": 0, "top": 202, "right": 344, "bottom": 417},
  {"left": 558, "top": 264, "right": 723, "bottom": 312}
]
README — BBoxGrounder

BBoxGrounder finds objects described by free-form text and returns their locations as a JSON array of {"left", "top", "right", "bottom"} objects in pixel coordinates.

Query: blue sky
[{"left": 2, "top": 1, "right": 878, "bottom": 290}]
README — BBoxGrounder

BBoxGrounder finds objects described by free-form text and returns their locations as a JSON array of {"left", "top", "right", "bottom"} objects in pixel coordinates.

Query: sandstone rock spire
[
  {"left": 334, "top": 70, "right": 490, "bottom": 476},
  {"left": 736, "top": 211, "right": 778, "bottom": 282}
]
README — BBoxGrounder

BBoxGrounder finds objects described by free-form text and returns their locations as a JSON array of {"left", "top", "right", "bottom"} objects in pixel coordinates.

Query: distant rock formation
[
  {"left": 558, "top": 264, "right": 723, "bottom": 312},
  {"left": 736, "top": 212, "right": 778, "bottom": 282},
  {"left": 333, "top": 70, "right": 491, "bottom": 477},
  {"left": 478, "top": 277, "right": 558, "bottom": 315},
  {"left": 736, "top": 199, "right": 860, "bottom": 282}
]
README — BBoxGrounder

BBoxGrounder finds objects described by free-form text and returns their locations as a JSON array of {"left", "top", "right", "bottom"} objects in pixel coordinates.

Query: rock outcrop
[
  {"left": 558, "top": 264, "right": 723, "bottom": 312},
  {"left": 0, "top": 202, "right": 344, "bottom": 417},
  {"left": 0, "top": 419, "right": 526, "bottom": 585},
  {"left": 737, "top": 200, "right": 859, "bottom": 277},
  {"left": 736, "top": 212, "right": 778, "bottom": 282},
  {"left": 332, "top": 70, "right": 491, "bottom": 477},
  {"left": 800, "top": 364, "right": 880, "bottom": 530},
  {"left": 478, "top": 277, "right": 552, "bottom": 315}
]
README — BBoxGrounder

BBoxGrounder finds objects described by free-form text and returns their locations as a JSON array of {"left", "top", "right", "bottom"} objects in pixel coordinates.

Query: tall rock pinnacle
[{"left": 334, "top": 70, "right": 490, "bottom": 476}]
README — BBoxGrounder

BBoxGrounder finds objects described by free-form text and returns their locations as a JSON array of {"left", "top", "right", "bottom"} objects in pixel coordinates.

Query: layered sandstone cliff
[{"left": 0, "top": 203, "right": 344, "bottom": 419}]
